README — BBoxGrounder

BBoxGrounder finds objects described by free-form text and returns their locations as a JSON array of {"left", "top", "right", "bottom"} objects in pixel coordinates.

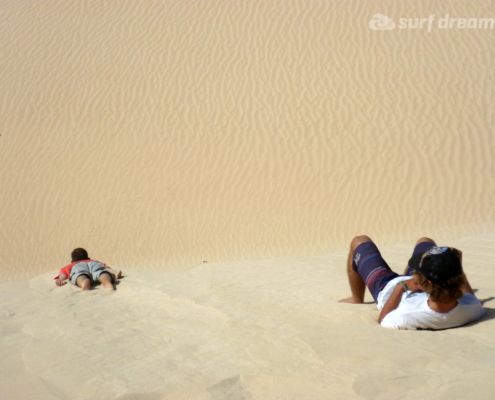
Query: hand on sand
[
  {"left": 56, "top": 280, "right": 67, "bottom": 286},
  {"left": 116, "top": 271, "right": 123, "bottom": 279},
  {"left": 339, "top": 297, "right": 362, "bottom": 304}
]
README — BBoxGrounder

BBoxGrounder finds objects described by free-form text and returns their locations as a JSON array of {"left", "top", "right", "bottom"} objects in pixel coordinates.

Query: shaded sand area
[{"left": 2, "top": 233, "right": 495, "bottom": 400}]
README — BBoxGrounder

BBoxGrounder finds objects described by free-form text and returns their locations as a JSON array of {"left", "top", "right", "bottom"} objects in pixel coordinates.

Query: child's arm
[
  {"left": 105, "top": 265, "right": 117, "bottom": 274},
  {"left": 55, "top": 274, "right": 68, "bottom": 286},
  {"left": 104, "top": 265, "right": 123, "bottom": 279}
]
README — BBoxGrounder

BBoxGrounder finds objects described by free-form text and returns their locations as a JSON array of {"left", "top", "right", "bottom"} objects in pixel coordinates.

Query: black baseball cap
[{"left": 408, "top": 246, "right": 463, "bottom": 287}]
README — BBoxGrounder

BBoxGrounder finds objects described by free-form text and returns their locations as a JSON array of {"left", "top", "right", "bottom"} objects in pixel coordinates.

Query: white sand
[
  {"left": 1, "top": 0, "right": 495, "bottom": 398},
  {"left": 1, "top": 233, "right": 494, "bottom": 399}
]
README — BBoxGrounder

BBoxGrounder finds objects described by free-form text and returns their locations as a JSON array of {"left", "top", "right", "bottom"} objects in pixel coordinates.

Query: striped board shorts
[{"left": 352, "top": 241, "right": 436, "bottom": 301}]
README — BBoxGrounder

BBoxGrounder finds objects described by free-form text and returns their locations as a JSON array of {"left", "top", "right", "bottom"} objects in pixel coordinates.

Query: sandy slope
[
  {"left": 1, "top": 0, "right": 495, "bottom": 282},
  {"left": 1, "top": 1, "right": 495, "bottom": 398},
  {"left": 1, "top": 233, "right": 494, "bottom": 399}
]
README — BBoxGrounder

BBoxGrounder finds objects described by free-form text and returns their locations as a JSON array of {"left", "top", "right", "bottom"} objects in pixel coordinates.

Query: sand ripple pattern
[{"left": 1, "top": 1, "right": 495, "bottom": 280}]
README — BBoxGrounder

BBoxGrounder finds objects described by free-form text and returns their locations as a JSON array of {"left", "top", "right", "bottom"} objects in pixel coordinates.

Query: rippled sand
[
  {"left": 1, "top": 1, "right": 494, "bottom": 281},
  {"left": 1, "top": 1, "right": 495, "bottom": 398}
]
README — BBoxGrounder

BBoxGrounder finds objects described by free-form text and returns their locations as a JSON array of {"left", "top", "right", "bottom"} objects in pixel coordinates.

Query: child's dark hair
[{"left": 71, "top": 248, "right": 89, "bottom": 262}]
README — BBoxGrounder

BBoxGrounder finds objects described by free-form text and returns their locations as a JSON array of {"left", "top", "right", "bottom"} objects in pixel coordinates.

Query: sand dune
[
  {"left": 1, "top": 233, "right": 495, "bottom": 399},
  {"left": 1, "top": 0, "right": 495, "bottom": 281},
  {"left": 1, "top": 1, "right": 495, "bottom": 398}
]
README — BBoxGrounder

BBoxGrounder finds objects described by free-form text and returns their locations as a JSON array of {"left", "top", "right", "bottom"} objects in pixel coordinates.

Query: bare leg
[
  {"left": 339, "top": 235, "right": 373, "bottom": 304},
  {"left": 99, "top": 272, "right": 114, "bottom": 290},
  {"left": 76, "top": 275, "right": 91, "bottom": 291},
  {"left": 403, "top": 237, "right": 436, "bottom": 275}
]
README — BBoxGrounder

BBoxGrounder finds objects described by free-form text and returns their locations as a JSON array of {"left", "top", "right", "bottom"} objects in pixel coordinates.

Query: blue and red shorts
[{"left": 352, "top": 241, "right": 435, "bottom": 301}]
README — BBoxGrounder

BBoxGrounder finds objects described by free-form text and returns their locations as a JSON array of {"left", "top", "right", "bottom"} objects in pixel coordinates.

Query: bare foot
[
  {"left": 116, "top": 271, "right": 123, "bottom": 279},
  {"left": 339, "top": 297, "right": 363, "bottom": 304}
]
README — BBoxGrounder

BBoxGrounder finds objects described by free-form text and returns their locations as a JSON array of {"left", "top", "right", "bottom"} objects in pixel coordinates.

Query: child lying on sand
[{"left": 54, "top": 248, "right": 122, "bottom": 290}]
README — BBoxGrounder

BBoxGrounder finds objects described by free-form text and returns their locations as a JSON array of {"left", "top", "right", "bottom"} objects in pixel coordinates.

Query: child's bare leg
[
  {"left": 76, "top": 275, "right": 91, "bottom": 291},
  {"left": 339, "top": 235, "right": 371, "bottom": 304},
  {"left": 99, "top": 272, "right": 114, "bottom": 290}
]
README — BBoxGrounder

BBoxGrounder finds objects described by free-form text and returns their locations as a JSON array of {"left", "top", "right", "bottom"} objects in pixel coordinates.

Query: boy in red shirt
[{"left": 55, "top": 248, "right": 122, "bottom": 290}]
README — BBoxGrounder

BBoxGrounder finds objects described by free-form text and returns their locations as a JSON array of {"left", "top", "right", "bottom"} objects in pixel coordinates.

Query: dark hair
[
  {"left": 414, "top": 271, "right": 464, "bottom": 303},
  {"left": 71, "top": 248, "right": 89, "bottom": 262}
]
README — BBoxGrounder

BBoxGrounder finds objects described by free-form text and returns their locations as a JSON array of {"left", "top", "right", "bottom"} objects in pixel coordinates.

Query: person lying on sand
[
  {"left": 54, "top": 248, "right": 122, "bottom": 291},
  {"left": 339, "top": 236, "right": 485, "bottom": 330}
]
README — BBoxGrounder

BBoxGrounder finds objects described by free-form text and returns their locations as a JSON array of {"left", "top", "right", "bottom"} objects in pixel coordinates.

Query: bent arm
[
  {"left": 104, "top": 265, "right": 117, "bottom": 274},
  {"left": 378, "top": 283, "right": 406, "bottom": 324},
  {"left": 454, "top": 249, "right": 474, "bottom": 295},
  {"left": 55, "top": 274, "right": 68, "bottom": 286},
  {"left": 461, "top": 273, "right": 474, "bottom": 295},
  {"left": 104, "top": 265, "right": 122, "bottom": 279}
]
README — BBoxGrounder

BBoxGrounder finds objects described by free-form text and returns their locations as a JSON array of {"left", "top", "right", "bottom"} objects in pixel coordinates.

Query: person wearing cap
[{"left": 339, "top": 235, "right": 485, "bottom": 330}]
